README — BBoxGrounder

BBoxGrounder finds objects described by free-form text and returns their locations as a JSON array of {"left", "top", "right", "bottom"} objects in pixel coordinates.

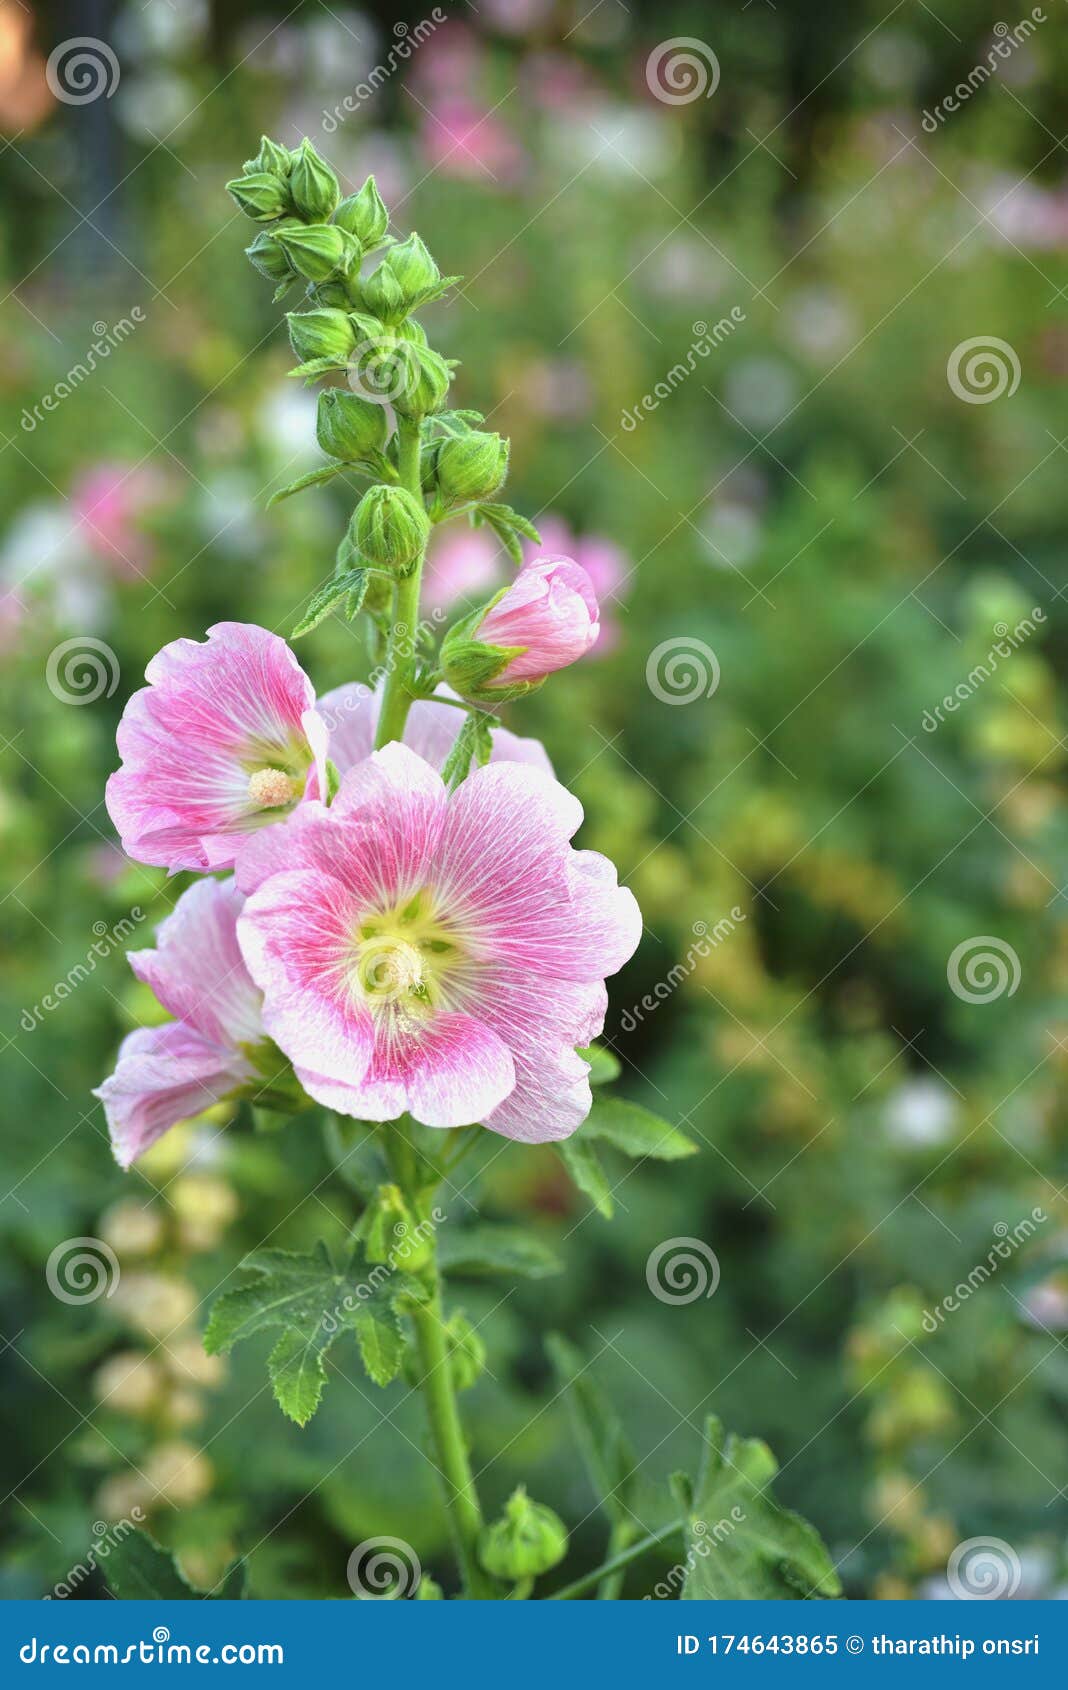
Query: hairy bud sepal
[
  {"left": 316, "top": 388, "right": 389, "bottom": 462},
  {"left": 440, "top": 600, "right": 533, "bottom": 704},
  {"left": 275, "top": 223, "right": 357, "bottom": 283},
  {"left": 478, "top": 1488, "right": 568, "bottom": 1581},
  {"left": 287, "top": 308, "right": 355, "bottom": 365},
  {"left": 335, "top": 176, "right": 391, "bottom": 251},
  {"left": 353, "top": 485, "right": 430, "bottom": 573},
  {"left": 226, "top": 171, "right": 290, "bottom": 222},
  {"left": 289, "top": 138, "right": 340, "bottom": 222},
  {"left": 435, "top": 431, "right": 509, "bottom": 507}
]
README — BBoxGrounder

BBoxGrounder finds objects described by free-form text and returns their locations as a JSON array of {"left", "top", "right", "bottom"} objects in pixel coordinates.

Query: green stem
[
  {"left": 597, "top": 1519, "right": 637, "bottom": 1600},
  {"left": 384, "top": 1119, "right": 497, "bottom": 1598},
  {"left": 374, "top": 414, "right": 427, "bottom": 750},
  {"left": 549, "top": 1518, "right": 685, "bottom": 1601}
]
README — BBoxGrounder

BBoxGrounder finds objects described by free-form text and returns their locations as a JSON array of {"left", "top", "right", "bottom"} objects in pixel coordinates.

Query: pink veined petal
[
  {"left": 237, "top": 868, "right": 375, "bottom": 1089},
  {"left": 317, "top": 679, "right": 553, "bottom": 778},
  {"left": 478, "top": 557, "right": 600, "bottom": 683},
  {"left": 233, "top": 800, "right": 337, "bottom": 896},
  {"left": 472, "top": 973, "right": 608, "bottom": 1143},
  {"left": 128, "top": 877, "right": 262, "bottom": 1048},
  {"left": 106, "top": 622, "right": 321, "bottom": 873},
  {"left": 329, "top": 742, "right": 448, "bottom": 901},
  {"left": 94, "top": 1023, "right": 249, "bottom": 1169},
  {"left": 302, "top": 1008, "right": 514, "bottom": 1129}
]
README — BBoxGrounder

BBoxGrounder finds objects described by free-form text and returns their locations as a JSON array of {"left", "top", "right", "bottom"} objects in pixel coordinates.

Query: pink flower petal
[
  {"left": 94, "top": 1023, "right": 249, "bottom": 1169},
  {"left": 317, "top": 679, "right": 553, "bottom": 776},
  {"left": 128, "top": 878, "right": 262, "bottom": 1049}
]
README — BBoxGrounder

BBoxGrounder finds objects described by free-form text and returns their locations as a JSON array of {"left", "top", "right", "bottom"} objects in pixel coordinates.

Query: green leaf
[
  {"left": 556, "top": 1136, "right": 614, "bottom": 1220},
  {"left": 547, "top": 1336, "right": 635, "bottom": 1523},
  {"left": 439, "top": 1224, "right": 563, "bottom": 1280},
  {"left": 204, "top": 1241, "right": 409, "bottom": 1423},
  {"left": 292, "top": 567, "right": 367, "bottom": 638},
  {"left": 472, "top": 501, "right": 541, "bottom": 563},
  {"left": 103, "top": 1531, "right": 196, "bottom": 1599},
  {"left": 582, "top": 1099, "right": 698, "bottom": 1162},
  {"left": 441, "top": 711, "right": 496, "bottom": 791},
  {"left": 267, "top": 462, "right": 348, "bottom": 507},
  {"left": 680, "top": 1416, "right": 841, "bottom": 1600},
  {"left": 323, "top": 1114, "right": 388, "bottom": 1199},
  {"left": 577, "top": 1043, "right": 620, "bottom": 1086},
  {"left": 214, "top": 1560, "right": 249, "bottom": 1599},
  {"left": 353, "top": 1310, "right": 405, "bottom": 1386}
]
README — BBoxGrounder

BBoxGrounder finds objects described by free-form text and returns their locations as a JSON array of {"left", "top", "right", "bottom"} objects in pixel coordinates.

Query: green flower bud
[
  {"left": 289, "top": 137, "right": 340, "bottom": 222},
  {"left": 478, "top": 1488, "right": 568, "bottom": 1581},
  {"left": 354, "top": 485, "right": 430, "bottom": 573},
  {"left": 392, "top": 345, "right": 453, "bottom": 419},
  {"left": 362, "top": 1184, "right": 432, "bottom": 1269},
  {"left": 275, "top": 223, "right": 356, "bottom": 283},
  {"left": 335, "top": 176, "right": 390, "bottom": 250},
  {"left": 436, "top": 431, "right": 509, "bottom": 504},
  {"left": 445, "top": 1312, "right": 486, "bottom": 1391},
  {"left": 359, "top": 260, "right": 407, "bottom": 325},
  {"left": 245, "top": 226, "right": 296, "bottom": 283},
  {"left": 413, "top": 1575, "right": 443, "bottom": 1600},
  {"left": 385, "top": 233, "right": 441, "bottom": 303},
  {"left": 308, "top": 281, "right": 351, "bottom": 309},
  {"left": 316, "top": 388, "right": 388, "bottom": 462},
  {"left": 420, "top": 438, "right": 442, "bottom": 496},
  {"left": 226, "top": 171, "right": 290, "bottom": 222},
  {"left": 244, "top": 135, "right": 292, "bottom": 181},
  {"left": 440, "top": 600, "right": 526, "bottom": 702},
  {"left": 287, "top": 308, "right": 355, "bottom": 365}
]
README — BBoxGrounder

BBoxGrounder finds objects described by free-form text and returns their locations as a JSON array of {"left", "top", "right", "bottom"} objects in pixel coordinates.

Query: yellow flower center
[
  {"left": 351, "top": 890, "right": 462, "bottom": 1015},
  {"left": 247, "top": 767, "right": 298, "bottom": 809}
]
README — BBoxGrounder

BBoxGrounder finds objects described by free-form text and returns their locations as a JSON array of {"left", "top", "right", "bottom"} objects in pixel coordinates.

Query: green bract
[
  {"left": 353, "top": 484, "right": 430, "bottom": 572},
  {"left": 289, "top": 138, "right": 340, "bottom": 222},
  {"left": 335, "top": 176, "right": 390, "bottom": 249},
  {"left": 287, "top": 308, "right": 355, "bottom": 365},
  {"left": 316, "top": 388, "right": 388, "bottom": 461},
  {"left": 275, "top": 223, "right": 355, "bottom": 283},
  {"left": 226, "top": 171, "right": 290, "bottom": 222},
  {"left": 436, "top": 431, "right": 510, "bottom": 504},
  {"left": 478, "top": 1488, "right": 569, "bottom": 1581}
]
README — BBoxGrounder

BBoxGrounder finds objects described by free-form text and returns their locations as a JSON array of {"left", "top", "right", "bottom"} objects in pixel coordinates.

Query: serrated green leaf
[
  {"left": 582, "top": 1099, "right": 698, "bottom": 1162},
  {"left": 292, "top": 567, "right": 367, "bottom": 638},
  {"left": 478, "top": 501, "right": 541, "bottom": 543},
  {"left": 439, "top": 1224, "right": 563, "bottom": 1280},
  {"left": 353, "top": 1309, "right": 405, "bottom": 1385},
  {"left": 267, "top": 462, "right": 348, "bottom": 507},
  {"left": 577, "top": 1043, "right": 620, "bottom": 1086},
  {"left": 204, "top": 1241, "right": 409, "bottom": 1422},
  {"left": 547, "top": 1336, "right": 635, "bottom": 1523},
  {"left": 680, "top": 1416, "right": 841, "bottom": 1600},
  {"left": 441, "top": 711, "right": 496, "bottom": 791},
  {"left": 323, "top": 1113, "right": 388, "bottom": 1198},
  {"left": 557, "top": 1136, "right": 614, "bottom": 1219},
  {"left": 103, "top": 1531, "right": 196, "bottom": 1599}
]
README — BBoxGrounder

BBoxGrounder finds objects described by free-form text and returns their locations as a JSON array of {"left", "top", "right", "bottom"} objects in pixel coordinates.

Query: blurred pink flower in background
[
  {"left": 70, "top": 462, "right": 167, "bottom": 578},
  {"left": 523, "top": 516, "right": 629, "bottom": 652},
  {"left": 0, "top": 588, "right": 25, "bottom": 653},
  {"left": 416, "top": 95, "right": 526, "bottom": 183},
  {"left": 423, "top": 525, "right": 502, "bottom": 611}
]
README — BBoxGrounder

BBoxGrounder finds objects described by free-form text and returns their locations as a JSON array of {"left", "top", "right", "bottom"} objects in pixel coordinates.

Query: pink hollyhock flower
[
  {"left": 423, "top": 526, "right": 502, "bottom": 612},
  {"left": 317, "top": 677, "right": 552, "bottom": 780},
  {"left": 524, "top": 517, "right": 628, "bottom": 652},
  {"left": 471, "top": 556, "right": 599, "bottom": 685},
  {"left": 94, "top": 877, "right": 366, "bottom": 1168},
  {"left": 236, "top": 744, "right": 641, "bottom": 1139},
  {"left": 418, "top": 97, "right": 526, "bottom": 183},
  {"left": 106, "top": 623, "right": 328, "bottom": 875},
  {"left": 94, "top": 879, "right": 263, "bottom": 1168}
]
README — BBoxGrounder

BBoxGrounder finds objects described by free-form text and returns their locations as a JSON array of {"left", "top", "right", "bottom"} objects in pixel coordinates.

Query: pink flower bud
[{"left": 476, "top": 556, "right": 599, "bottom": 684}]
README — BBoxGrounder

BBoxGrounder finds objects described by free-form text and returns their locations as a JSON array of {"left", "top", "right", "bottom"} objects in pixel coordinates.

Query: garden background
[{"left": 1, "top": 0, "right": 1067, "bottom": 1600}]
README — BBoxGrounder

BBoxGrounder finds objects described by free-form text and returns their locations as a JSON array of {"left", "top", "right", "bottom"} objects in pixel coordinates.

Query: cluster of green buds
[{"left": 230, "top": 135, "right": 544, "bottom": 761}]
